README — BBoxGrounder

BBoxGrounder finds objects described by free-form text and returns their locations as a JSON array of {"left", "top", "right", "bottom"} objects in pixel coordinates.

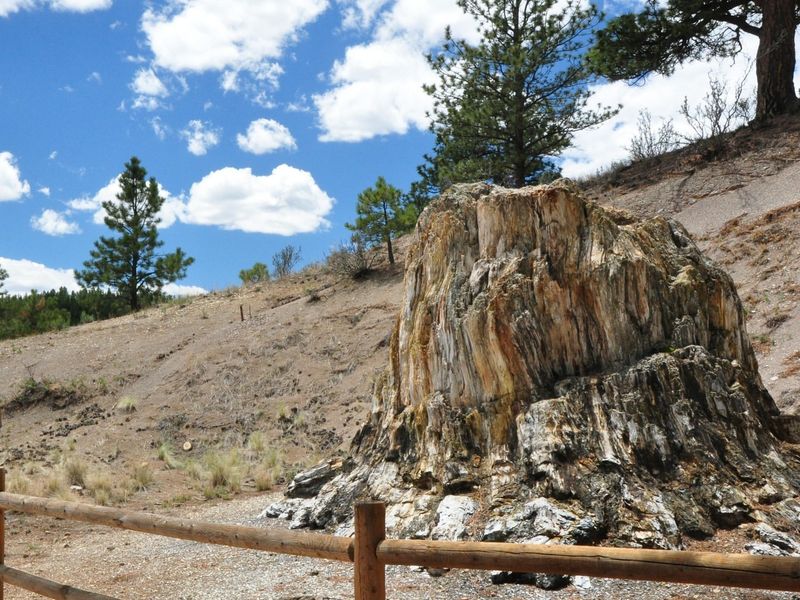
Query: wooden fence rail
[{"left": 1, "top": 467, "right": 800, "bottom": 599}]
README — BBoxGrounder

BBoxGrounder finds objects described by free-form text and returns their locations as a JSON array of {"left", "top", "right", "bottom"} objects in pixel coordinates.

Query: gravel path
[{"left": 2, "top": 494, "right": 796, "bottom": 600}]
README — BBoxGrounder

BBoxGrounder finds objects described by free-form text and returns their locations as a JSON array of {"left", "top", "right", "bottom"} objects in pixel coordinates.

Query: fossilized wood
[{"left": 296, "top": 182, "right": 800, "bottom": 549}]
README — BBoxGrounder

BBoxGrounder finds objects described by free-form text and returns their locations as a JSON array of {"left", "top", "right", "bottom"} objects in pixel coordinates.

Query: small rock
[
  {"left": 746, "top": 542, "right": 786, "bottom": 556},
  {"left": 755, "top": 524, "right": 800, "bottom": 553},
  {"left": 289, "top": 506, "right": 312, "bottom": 530},
  {"left": 573, "top": 575, "right": 592, "bottom": 590},
  {"left": 287, "top": 460, "right": 342, "bottom": 498},
  {"left": 182, "top": 441, "right": 193, "bottom": 452}
]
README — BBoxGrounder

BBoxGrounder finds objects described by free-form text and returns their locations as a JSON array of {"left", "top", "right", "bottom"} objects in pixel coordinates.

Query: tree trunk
[
  {"left": 755, "top": 0, "right": 798, "bottom": 119},
  {"left": 511, "top": 0, "right": 527, "bottom": 188},
  {"left": 386, "top": 236, "right": 395, "bottom": 265},
  {"left": 382, "top": 202, "right": 395, "bottom": 265}
]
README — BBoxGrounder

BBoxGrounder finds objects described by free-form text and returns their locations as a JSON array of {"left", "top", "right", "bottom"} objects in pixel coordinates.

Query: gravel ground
[{"left": 3, "top": 494, "right": 797, "bottom": 600}]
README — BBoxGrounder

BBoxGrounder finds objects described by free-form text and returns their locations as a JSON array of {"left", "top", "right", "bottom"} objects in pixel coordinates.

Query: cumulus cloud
[
  {"left": 31, "top": 209, "right": 81, "bottom": 236},
  {"left": 68, "top": 177, "right": 184, "bottom": 228},
  {"left": 129, "top": 68, "right": 169, "bottom": 111},
  {"left": 49, "top": 0, "right": 111, "bottom": 12},
  {"left": 131, "top": 68, "right": 168, "bottom": 96},
  {"left": 236, "top": 118, "right": 296, "bottom": 154},
  {"left": 0, "top": 0, "right": 110, "bottom": 16},
  {"left": 181, "top": 120, "right": 221, "bottom": 156},
  {"left": 163, "top": 282, "right": 207, "bottom": 297},
  {"left": 0, "top": 0, "right": 35, "bottom": 17},
  {"left": 182, "top": 164, "right": 334, "bottom": 235},
  {"left": 141, "top": 0, "right": 327, "bottom": 82},
  {"left": 340, "top": 0, "right": 390, "bottom": 29},
  {"left": 0, "top": 257, "right": 79, "bottom": 295},
  {"left": 315, "top": 0, "right": 479, "bottom": 142},
  {"left": 38, "top": 186, "right": 51, "bottom": 196},
  {"left": 0, "top": 151, "right": 31, "bottom": 201},
  {"left": 559, "top": 37, "right": 765, "bottom": 178}
]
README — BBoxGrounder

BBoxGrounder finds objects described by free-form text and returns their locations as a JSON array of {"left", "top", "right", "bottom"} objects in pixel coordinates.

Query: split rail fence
[{"left": 1, "top": 468, "right": 800, "bottom": 599}]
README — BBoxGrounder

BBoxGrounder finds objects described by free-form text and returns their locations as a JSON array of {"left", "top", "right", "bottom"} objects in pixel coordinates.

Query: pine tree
[
  {"left": 239, "top": 262, "right": 270, "bottom": 285},
  {"left": 0, "top": 264, "right": 7, "bottom": 296},
  {"left": 419, "top": 0, "right": 616, "bottom": 194},
  {"left": 589, "top": 1, "right": 799, "bottom": 120},
  {"left": 76, "top": 157, "right": 193, "bottom": 311},
  {"left": 347, "top": 177, "right": 411, "bottom": 266}
]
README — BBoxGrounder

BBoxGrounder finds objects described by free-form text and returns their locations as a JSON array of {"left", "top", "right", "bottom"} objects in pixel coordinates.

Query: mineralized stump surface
[{"left": 286, "top": 182, "right": 800, "bottom": 550}]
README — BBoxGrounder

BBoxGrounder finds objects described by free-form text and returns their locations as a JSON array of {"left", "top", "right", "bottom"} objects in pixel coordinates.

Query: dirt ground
[{"left": 2, "top": 116, "right": 800, "bottom": 598}]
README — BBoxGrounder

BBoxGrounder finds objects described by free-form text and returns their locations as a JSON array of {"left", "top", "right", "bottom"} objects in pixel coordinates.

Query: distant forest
[{"left": 0, "top": 288, "right": 132, "bottom": 341}]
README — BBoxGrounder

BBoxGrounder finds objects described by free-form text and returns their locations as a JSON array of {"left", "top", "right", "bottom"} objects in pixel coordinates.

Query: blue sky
[{"left": 0, "top": 0, "right": 773, "bottom": 295}]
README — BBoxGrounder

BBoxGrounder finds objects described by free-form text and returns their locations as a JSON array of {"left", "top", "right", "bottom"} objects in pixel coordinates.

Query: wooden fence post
[
  {"left": 354, "top": 502, "right": 385, "bottom": 600},
  {"left": 1, "top": 466, "right": 5, "bottom": 600}
]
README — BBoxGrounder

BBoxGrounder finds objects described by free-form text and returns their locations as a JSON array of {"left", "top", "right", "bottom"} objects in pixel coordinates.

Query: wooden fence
[{"left": 1, "top": 468, "right": 800, "bottom": 599}]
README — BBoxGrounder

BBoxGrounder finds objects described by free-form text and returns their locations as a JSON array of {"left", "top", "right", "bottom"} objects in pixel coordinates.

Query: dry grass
[
  {"left": 157, "top": 442, "right": 182, "bottom": 470},
  {"left": 62, "top": 456, "right": 88, "bottom": 487},
  {"left": 781, "top": 350, "right": 800, "bottom": 378},
  {"left": 6, "top": 470, "right": 32, "bottom": 495},
  {"left": 203, "top": 449, "right": 244, "bottom": 498},
  {"left": 130, "top": 463, "right": 154, "bottom": 492},
  {"left": 115, "top": 396, "right": 138, "bottom": 413}
]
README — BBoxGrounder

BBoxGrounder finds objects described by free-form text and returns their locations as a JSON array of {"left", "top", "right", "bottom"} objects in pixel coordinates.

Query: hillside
[{"left": 0, "top": 262, "right": 404, "bottom": 507}]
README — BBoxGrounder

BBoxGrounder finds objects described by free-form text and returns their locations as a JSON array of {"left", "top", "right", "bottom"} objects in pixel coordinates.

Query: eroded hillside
[{"left": 0, "top": 263, "right": 404, "bottom": 506}]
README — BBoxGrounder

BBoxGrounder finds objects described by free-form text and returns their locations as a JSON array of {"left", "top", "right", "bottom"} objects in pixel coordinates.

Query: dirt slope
[{"left": 0, "top": 262, "right": 404, "bottom": 506}]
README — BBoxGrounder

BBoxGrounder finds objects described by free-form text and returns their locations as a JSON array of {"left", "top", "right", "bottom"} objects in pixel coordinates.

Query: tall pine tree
[
  {"left": 77, "top": 157, "right": 193, "bottom": 311},
  {"left": 589, "top": 1, "right": 799, "bottom": 120},
  {"left": 419, "top": 0, "right": 616, "bottom": 194}
]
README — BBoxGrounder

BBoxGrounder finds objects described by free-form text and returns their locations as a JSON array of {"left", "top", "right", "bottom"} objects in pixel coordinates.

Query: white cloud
[
  {"left": 221, "top": 70, "right": 240, "bottom": 93},
  {"left": 151, "top": 116, "right": 168, "bottom": 140},
  {"left": 182, "top": 164, "right": 334, "bottom": 235},
  {"left": 315, "top": 38, "right": 434, "bottom": 142},
  {"left": 68, "top": 176, "right": 184, "bottom": 228},
  {"left": 340, "top": 0, "right": 390, "bottom": 29},
  {"left": 0, "top": 0, "right": 35, "bottom": 17},
  {"left": 0, "top": 0, "right": 110, "bottom": 15},
  {"left": 38, "top": 186, "right": 51, "bottom": 196},
  {"left": 48, "top": 150, "right": 57, "bottom": 160},
  {"left": 131, "top": 96, "right": 163, "bottom": 111},
  {"left": 237, "top": 118, "right": 296, "bottom": 154},
  {"left": 87, "top": 71, "right": 102, "bottom": 84},
  {"left": 163, "top": 282, "right": 207, "bottom": 296},
  {"left": 0, "top": 151, "right": 31, "bottom": 201},
  {"left": 0, "top": 257, "right": 78, "bottom": 295},
  {"left": 31, "top": 209, "right": 81, "bottom": 236},
  {"left": 49, "top": 0, "right": 111, "bottom": 12},
  {"left": 142, "top": 0, "right": 327, "bottom": 74},
  {"left": 181, "top": 120, "right": 221, "bottom": 156},
  {"left": 131, "top": 68, "right": 168, "bottom": 97},
  {"left": 315, "top": 0, "right": 479, "bottom": 142},
  {"left": 560, "top": 37, "right": 763, "bottom": 178}
]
